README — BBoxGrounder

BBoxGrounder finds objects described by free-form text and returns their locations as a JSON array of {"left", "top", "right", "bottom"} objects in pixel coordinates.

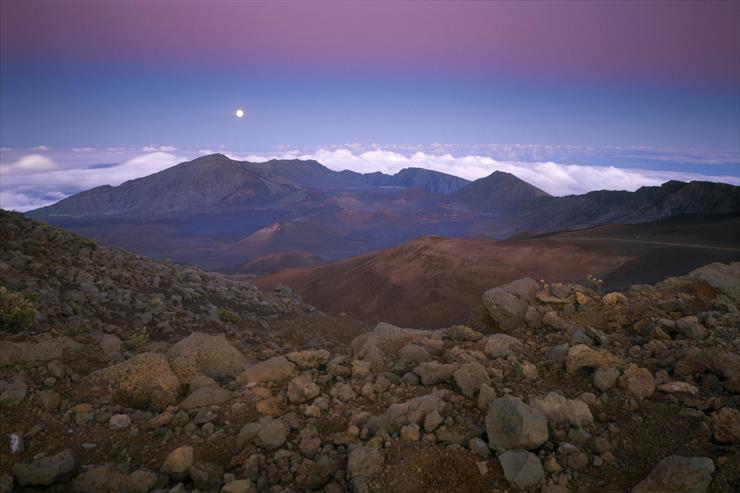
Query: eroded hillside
[{"left": 0, "top": 212, "right": 739, "bottom": 493}]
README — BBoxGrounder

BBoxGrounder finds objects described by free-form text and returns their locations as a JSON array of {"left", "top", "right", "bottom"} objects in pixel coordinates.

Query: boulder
[
  {"left": 566, "top": 344, "right": 623, "bottom": 375},
  {"left": 89, "top": 352, "right": 180, "bottom": 397},
  {"left": 350, "top": 322, "right": 436, "bottom": 370},
  {"left": 222, "top": 479, "right": 256, "bottom": 493},
  {"left": 706, "top": 407, "right": 740, "bottom": 444},
  {"left": 180, "top": 385, "right": 232, "bottom": 410},
  {"left": 486, "top": 395, "right": 548, "bottom": 452},
  {"left": 347, "top": 444, "right": 383, "bottom": 480},
  {"left": 414, "top": 361, "right": 458, "bottom": 385},
  {"left": 498, "top": 450, "right": 545, "bottom": 490},
  {"left": 238, "top": 417, "right": 288, "bottom": 450},
  {"left": 286, "top": 349, "right": 331, "bottom": 369},
  {"left": 189, "top": 460, "right": 224, "bottom": 491},
  {"left": 398, "top": 344, "right": 432, "bottom": 364},
  {"left": 236, "top": 356, "right": 295, "bottom": 385},
  {"left": 483, "top": 334, "right": 523, "bottom": 359},
  {"left": 453, "top": 362, "right": 491, "bottom": 397},
  {"left": 593, "top": 367, "right": 621, "bottom": 391},
  {"left": 12, "top": 449, "right": 76, "bottom": 486},
  {"left": 287, "top": 375, "right": 320, "bottom": 404},
  {"left": 0, "top": 338, "right": 79, "bottom": 367},
  {"left": 688, "top": 262, "right": 740, "bottom": 299},
  {"left": 619, "top": 364, "right": 655, "bottom": 400},
  {"left": 167, "top": 332, "right": 249, "bottom": 382},
  {"left": 482, "top": 287, "right": 529, "bottom": 331},
  {"left": 73, "top": 464, "right": 138, "bottom": 493},
  {"left": 531, "top": 392, "right": 593, "bottom": 428},
  {"left": 365, "top": 394, "right": 446, "bottom": 437},
  {"left": 160, "top": 446, "right": 194, "bottom": 481},
  {"left": 99, "top": 334, "right": 123, "bottom": 354},
  {"left": 0, "top": 380, "right": 27, "bottom": 407},
  {"left": 633, "top": 456, "right": 714, "bottom": 493}
]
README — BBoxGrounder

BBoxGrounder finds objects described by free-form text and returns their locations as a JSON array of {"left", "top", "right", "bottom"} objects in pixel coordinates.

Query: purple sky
[
  {"left": 3, "top": 1, "right": 739, "bottom": 86},
  {"left": 1, "top": 1, "right": 739, "bottom": 211}
]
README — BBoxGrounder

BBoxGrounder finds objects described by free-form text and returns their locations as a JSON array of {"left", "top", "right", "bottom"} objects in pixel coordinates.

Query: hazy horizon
[{"left": 1, "top": 1, "right": 738, "bottom": 211}]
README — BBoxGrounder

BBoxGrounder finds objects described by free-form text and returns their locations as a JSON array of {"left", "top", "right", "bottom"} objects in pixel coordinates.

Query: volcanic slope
[
  {"left": 2, "top": 210, "right": 739, "bottom": 492},
  {"left": 254, "top": 213, "right": 740, "bottom": 328}
]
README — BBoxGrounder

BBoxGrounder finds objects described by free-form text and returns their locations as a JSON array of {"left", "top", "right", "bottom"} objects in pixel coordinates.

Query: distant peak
[{"left": 189, "top": 153, "right": 233, "bottom": 164}]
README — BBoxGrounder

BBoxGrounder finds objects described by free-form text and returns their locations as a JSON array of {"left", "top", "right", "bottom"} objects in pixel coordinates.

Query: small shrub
[
  {"left": 130, "top": 328, "right": 150, "bottom": 348},
  {"left": 218, "top": 307, "right": 240, "bottom": 324},
  {"left": 66, "top": 320, "right": 92, "bottom": 336},
  {"left": 0, "top": 287, "right": 36, "bottom": 333},
  {"left": 585, "top": 274, "right": 604, "bottom": 293}
]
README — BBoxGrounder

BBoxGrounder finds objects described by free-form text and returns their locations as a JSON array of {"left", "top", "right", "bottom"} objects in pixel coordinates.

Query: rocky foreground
[{"left": 1, "top": 210, "right": 739, "bottom": 492}]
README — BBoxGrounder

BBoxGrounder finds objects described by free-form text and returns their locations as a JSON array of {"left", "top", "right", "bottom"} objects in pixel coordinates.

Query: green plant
[
  {"left": 585, "top": 274, "right": 604, "bottom": 293},
  {"left": 218, "top": 307, "right": 241, "bottom": 324},
  {"left": 130, "top": 328, "right": 150, "bottom": 348},
  {"left": 0, "top": 287, "right": 36, "bottom": 333},
  {"left": 66, "top": 320, "right": 92, "bottom": 336}
]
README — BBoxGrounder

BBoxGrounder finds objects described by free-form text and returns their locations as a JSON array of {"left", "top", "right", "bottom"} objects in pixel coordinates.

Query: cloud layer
[{"left": 1, "top": 145, "right": 738, "bottom": 212}]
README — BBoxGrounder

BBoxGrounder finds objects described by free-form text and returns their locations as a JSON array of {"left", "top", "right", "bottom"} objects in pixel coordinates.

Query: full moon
[{"left": 235, "top": 109, "right": 245, "bottom": 118}]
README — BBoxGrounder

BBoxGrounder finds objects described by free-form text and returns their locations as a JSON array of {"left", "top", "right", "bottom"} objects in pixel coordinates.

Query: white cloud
[
  {"left": 29, "top": 145, "right": 50, "bottom": 151},
  {"left": 0, "top": 154, "right": 58, "bottom": 174},
  {"left": 241, "top": 147, "right": 740, "bottom": 196},
  {"left": 0, "top": 151, "right": 183, "bottom": 211},
  {"left": 1, "top": 145, "right": 737, "bottom": 212},
  {"left": 72, "top": 147, "right": 96, "bottom": 152},
  {"left": 141, "top": 145, "right": 177, "bottom": 152}
]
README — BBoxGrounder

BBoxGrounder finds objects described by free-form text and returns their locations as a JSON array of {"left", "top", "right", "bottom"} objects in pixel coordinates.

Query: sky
[{"left": 1, "top": 0, "right": 739, "bottom": 211}]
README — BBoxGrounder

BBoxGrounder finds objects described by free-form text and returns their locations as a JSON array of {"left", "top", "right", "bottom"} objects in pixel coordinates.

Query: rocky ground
[{"left": 1, "top": 210, "right": 739, "bottom": 492}]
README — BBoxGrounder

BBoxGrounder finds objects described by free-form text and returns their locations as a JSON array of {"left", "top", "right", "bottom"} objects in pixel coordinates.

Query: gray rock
[
  {"left": 236, "top": 356, "right": 295, "bottom": 385},
  {"left": 414, "top": 361, "right": 458, "bottom": 385},
  {"left": 286, "top": 349, "right": 331, "bottom": 369},
  {"left": 633, "top": 456, "right": 714, "bottom": 493},
  {"left": 484, "top": 333, "right": 523, "bottom": 359},
  {"left": 453, "top": 362, "right": 491, "bottom": 397},
  {"left": 675, "top": 316, "right": 706, "bottom": 340},
  {"left": 180, "top": 385, "right": 232, "bottom": 410},
  {"left": 593, "top": 367, "right": 621, "bottom": 392},
  {"left": 161, "top": 445, "right": 194, "bottom": 481},
  {"left": 398, "top": 344, "right": 431, "bottom": 364},
  {"left": 99, "top": 334, "right": 123, "bottom": 354},
  {"left": 222, "top": 479, "right": 256, "bottom": 493},
  {"left": 347, "top": 444, "right": 383, "bottom": 480},
  {"left": 468, "top": 437, "right": 491, "bottom": 457},
  {"left": 287, "top": 375, "right": 321, "bottom": 404},
  {"left": 619, "top": 364, "right": 655, "bottom": 400},
  {"left": 12, "top": 449, "right": 76, "bottom": 486},
  {"left": 189, "top": 460, "right": 224, "bottom": 491},
  {"left": 168, "top": 332, "right": 250, "bottom": 382},
  {"left": 254, "top": 417, "right": 288, "bottom": 450},
  {"left": 498, "top": 449, "right": 545, "bottom": 489},
  {"left": 37, "top": 389, "right": 61, "bottom": 411},
  {"left": 482, "top": 287, "right": 529, "bottom": 331},
  {"left": 109, "top": 413, "right": 132, "bottom": 429},
  {"left": 531, "top": 392, "right": 593, "bottom": 427},
  {"left": 486, "top": 395, "right": 548, "bottom": 452},
  {"left": 0, "top": 381, "right": 27, "bottom": 407}
]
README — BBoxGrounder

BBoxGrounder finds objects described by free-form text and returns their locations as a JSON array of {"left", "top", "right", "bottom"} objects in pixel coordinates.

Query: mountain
[
  {"left": 212, "top": 221, "right": 360, "bottom": 270},
  {"left": 386, "top": 167, "right": 470, "bottom": 194},
  {"left": 226, "top": 251, "right": 324, "bottom": 275},
  {"left": 28, "top": 154, "right": 468, "bottom": 219},
  {"left": 495, "top": 180, "right": 740, "bottom": 235},
  {"left": 29, "top": 154, "right": 301, "bottom": 218},
  {"left": 453, "top": 170, "right": 551, "bottom": 211},
  {"left": 254, "top": 213, "right": 740, "bottom": 328},
  {"left": 25, "top": 154, "right": 740, "bottom": 272}
]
